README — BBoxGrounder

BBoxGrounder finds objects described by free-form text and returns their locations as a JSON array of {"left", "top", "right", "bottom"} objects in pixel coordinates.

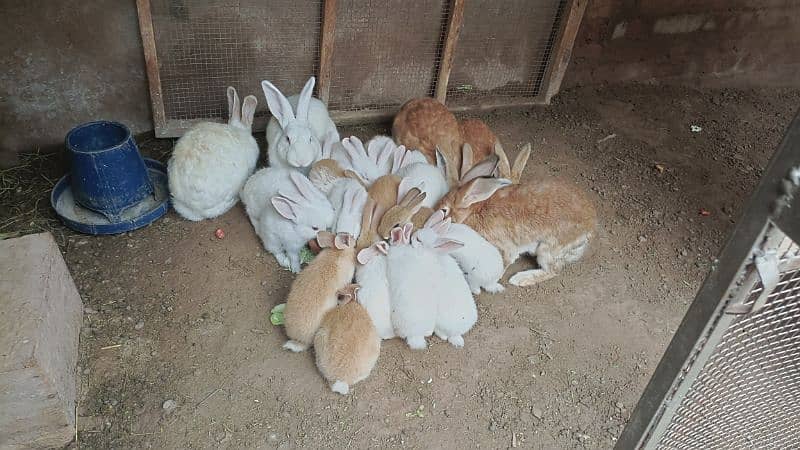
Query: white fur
[
  {"left": 431, "top": 253, "right": 477, "bottom": 347},
  {"left": 331, "top": 181, "right": 368, "bottom": 238},
  {"left": 444, "top": 223, "right": 505, "bottom": 295},
  {"left": 283, "top": 340, "right": 308, "bottom": 352},
  {"left": 331, "top": 381, "right": 350, "bottom": 395},
  {"left": 355, "top": 254, "right": 394, "bottom": 339},
  {"left": 395, "top": 162, "right": 449, "bottom": 208},
  {"left": 386, "top": 226, "right": 436, "bottom": 350},
  {"left": 366, "top": 135, "right": 398, "bottom": 175},
  {"left": 264, "top": 77, "right": 339, "bottom": 171},
  {"left": 168, "top": 88, "right": 259, "bottom": 221},
  {"left": 241, "top": 168, "right": 335, "bottom": 272}
]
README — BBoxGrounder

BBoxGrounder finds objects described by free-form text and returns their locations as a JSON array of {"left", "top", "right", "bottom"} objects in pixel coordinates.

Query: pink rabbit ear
[
  {"left": 431, "top": 218, "right": 451, "bottom": 235},
  {"left": 271, "top": 196, "right": 298, "bottom": 221},
  {"left": 433, "top": 238, "right": 464, "bottom": 254},
  {"left": 226, "top": 86, "right": 241, "bottom": 125},
  {"left": 424, "top": 209, "right": 446, "bottom": 229},
  {"left": 316, "top": 230, "right": 336, "bottom": 248},
  {"left": 289, "top": 171, "right": 325, "bottom": 203},
  {"left": 334, "top": 232, "right": 354, "bottom": 250},
  {"left": 375, "top": 241, "right": 389, "bottom": 255},
  {"left": 402, "top": 223, "right": 413, "bottom": 242},
  {"left": 390, "top": 227, "right": 404, "bottom": 245},
  {"left": 357, "top": 246, "right": 378, "bottom": 264}
]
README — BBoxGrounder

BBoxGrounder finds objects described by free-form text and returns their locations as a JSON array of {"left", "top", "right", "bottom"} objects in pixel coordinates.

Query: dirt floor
[{"left": 2, "top": 83, "right": 799, "bottom": 449}]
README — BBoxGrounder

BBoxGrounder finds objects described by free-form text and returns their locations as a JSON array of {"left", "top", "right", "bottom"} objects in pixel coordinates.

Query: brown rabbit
[
  {"left": 436, "top": 176, "right": 597, "bottom": 287},
  {"left": 308, "top": 158, "right": 365, "bottom": 195},
  {"left": 314, "top": 283, "right": 381, "bottom": 395},
  {"left": 283, "top": 231, "right": 357, "bottom": 352},
  {"left": 459, "top": 118, "right": 497, "bottom": 162},
  {"left": 376, "top": 187, "right": 427, "bottom": 239}
]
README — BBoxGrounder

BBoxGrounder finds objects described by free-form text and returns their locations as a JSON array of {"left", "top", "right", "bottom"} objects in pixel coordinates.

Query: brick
[{"left": 0, "top": 233, "right": 83, "bottom": 448}]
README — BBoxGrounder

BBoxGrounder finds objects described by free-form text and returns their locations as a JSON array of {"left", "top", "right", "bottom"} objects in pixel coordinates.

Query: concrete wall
[
  {"left": 0, "top": 1, "right": 151, "bottom": 167},
  {"left": 2, "top": 0, "right": 799, "bottom": 166},
  {"left": 565, "top": 0, "right": 800, "bottom": 87}
]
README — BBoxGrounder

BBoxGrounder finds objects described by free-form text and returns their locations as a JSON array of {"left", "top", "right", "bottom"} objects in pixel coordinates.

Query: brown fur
[
  {"left": 314, "top": 297, "right": 380, "bottom": 388},
  {"left": 459, "top": 119, "right": 497, "bottom": 163},
  {"left": 437, "top": 177, "right": 597, "bottom": 267},
  {"left": 283, "top": 245, "right": 357, "bottom": 347},
  {"left": 392, "top": 98, "right": 460, "bottom": 165},
  {"left": 363, "top": 174, "right": 400, "bottom": 244},
  {"left": 410, "top": 206, "right": 434, "bottom": 230},
  {"left": 376, "top": 187, "right": 426, "bottom": 239}
]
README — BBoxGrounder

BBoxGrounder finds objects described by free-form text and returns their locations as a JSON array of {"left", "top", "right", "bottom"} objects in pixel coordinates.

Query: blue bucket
[{"left": 65, "top": 121, "right": 153, "bottom": 222}]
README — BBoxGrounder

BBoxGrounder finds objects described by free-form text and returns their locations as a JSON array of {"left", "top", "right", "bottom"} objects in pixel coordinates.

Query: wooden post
[
  {"left": 541, "top": 0, "right": 588, "bottom": 103},
  {"left": 135, "top": 0, "right": 168, "bottom": 137},
  {"left": 434, "top": 0, "right": 466, "bottom": 104},
  {"left": 318, "top": 0, "right": 338, "bottom": 105}
]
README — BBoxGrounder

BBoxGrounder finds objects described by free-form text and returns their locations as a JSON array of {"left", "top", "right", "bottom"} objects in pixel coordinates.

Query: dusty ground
[{"left": 3, "top": 84, "right": 798, "bottom": 449}]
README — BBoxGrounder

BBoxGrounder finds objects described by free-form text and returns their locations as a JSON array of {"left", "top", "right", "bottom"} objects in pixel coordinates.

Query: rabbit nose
[{"left": 288, "top": 153, "right": 313, "bottom": 168}]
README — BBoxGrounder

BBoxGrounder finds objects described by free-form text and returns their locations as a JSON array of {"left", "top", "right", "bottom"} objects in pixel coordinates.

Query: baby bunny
[
  {"left": 416, "top": 210, "right": 504, "bottom": 295},
  {"left": 376, "top": 184, "right": 427, "bottom": 240},
  {"left": 437, "top": 176, "right": 597, "bottom": 287},
  {"left": 263, "top": 76, "right": 339, "bottom": 171},
  {"left": 394, "top": 161, "right": 449, "bottom": 209},
  {"left": 168, "top": 86, "right": 259, "bottom": 221},
  {"left": 242, "top": 169, "right": 335, "bottom": 272},
  {"left": 283, "top": 231, "right": 357, "bottom": 352},
  {"left": 330, "top": 181, "right": 369, "bottom": 238},
  {"left": 386, "top": 223, "right": 435, "bottom": 350},
  {"left": 314, "top": 284, "right": 381, "bottom": 395},
  {"left": 355, "top": 200, "right": 394, "bottom": 339}
]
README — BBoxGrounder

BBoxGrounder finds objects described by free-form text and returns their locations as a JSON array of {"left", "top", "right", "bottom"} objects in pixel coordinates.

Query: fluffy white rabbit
[
  {"left": 332, "top": 181, "right": 368, "bottom": 238},
  {"left": 411, "top": 210, "right": 476, "bottom": 347},
  {"left": 395, "top": 162, "right": 449, "bottom": 208},
  {"left": 168, "top": 87, "right": 259, "bottom": 221},
  {"left": 241, "top": 168, "right": 334, "bottom": 272},
  {"left": 263, "top": 76, "right": 339, "bottom": 172},
  {"left": 416, "top": 210, "right": 504, "bottom": 294},
  {"left": 356, "top": 241, "right": 393, "bottom": 339}
]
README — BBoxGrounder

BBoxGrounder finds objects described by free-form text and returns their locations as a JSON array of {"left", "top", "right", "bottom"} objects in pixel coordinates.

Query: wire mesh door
[
  {"left": 617, "top": 112, "right": 800, "bottom": 449},
  {"left": 136, "top": 0, "right": 586, "bottom": 137}
]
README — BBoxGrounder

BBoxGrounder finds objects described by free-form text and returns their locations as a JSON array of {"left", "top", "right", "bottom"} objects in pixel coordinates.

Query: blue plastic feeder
[
  {"left": 52, "top": 121, "right": 170, "bottom": 235},
  {"left": 65, "top": 121, "right": 153, "bottom": 221}
]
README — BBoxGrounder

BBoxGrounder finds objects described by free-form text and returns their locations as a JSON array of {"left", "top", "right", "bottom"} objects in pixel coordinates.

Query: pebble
[
  {"left": 638, "top": 235, "right": 647, "bottom": 242},
  {"left": 616, "top": 401, "right": 624, "bottom": 409},
  {"left": 681, "top": 249, "right": 689, "bottom": 257},
  {"left": 261, "top": 280, "right": 267, "bottom": 286},
  {"left": 488, "top": 421, "right": 498, "bottom": 432},
  {"left": 134, "top": 321, "right": 145, "bottom": 330},
  {"left": 84, "top": 307, "right": 98, "bottom": 314},
  {"left": 83, "top": 367, "right": 91, "bottom": 375},
  {"left": 162, "top": 399, "right": 177, "bottom": 414},
  {"left": 532, "top": 406, "right": 544, "bottom": 420},
  {"left": 268, "top": 433, "right": 279, "bottom": 442},
  {"left": 164, "top": 257, "right": 173, "bottom": 265}
]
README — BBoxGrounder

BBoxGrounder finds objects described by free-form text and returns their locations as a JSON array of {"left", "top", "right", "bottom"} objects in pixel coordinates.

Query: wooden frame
[{"left": 136, "top": 0, "right": 587, "bottom": 137}]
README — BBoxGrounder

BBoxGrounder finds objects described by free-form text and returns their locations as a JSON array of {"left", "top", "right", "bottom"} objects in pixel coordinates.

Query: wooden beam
[
  {"left": 540, "top": 0, "right": 588, "bottom": 103},
  {"left": 135, "top": 0, "right": 168, "bottom": 137},
  {"left": 317, "top": 0, "right": 338, "bottom": 105},
  {"left": 434, "top": 0, "right": 466, "bottom": 104}
]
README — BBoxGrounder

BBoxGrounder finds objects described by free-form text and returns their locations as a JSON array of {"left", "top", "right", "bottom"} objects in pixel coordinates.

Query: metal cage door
[{"left": 617, "top": 112, "right": 800, "bottom": 449}]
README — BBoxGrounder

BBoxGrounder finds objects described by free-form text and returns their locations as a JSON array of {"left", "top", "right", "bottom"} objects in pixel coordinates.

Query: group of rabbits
[{"left": 166, "top": 77, "right": 597, "bottom": 395}]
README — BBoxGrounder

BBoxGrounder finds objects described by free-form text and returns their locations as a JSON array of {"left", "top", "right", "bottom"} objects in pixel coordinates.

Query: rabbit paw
[
  {"left": 484, "top": 282, "right": 505, "bottom": 294},
  {"left": 448, "top": 336, "right": 464, "bottom": 348},
  {"left": 406, "top": 336, "right": 427, "bottom": 350},
  {"left": 331, "top": 381, "right": 350, "bottom": 395},
  {"left": 283, "top": 340, "right": 308, "bottom": 352},
  {"left": 470, "top": 286, "right": 482, "bottom": 295},
  {"left": 287, "top": 254, "right": 302, "bottom": 273}
]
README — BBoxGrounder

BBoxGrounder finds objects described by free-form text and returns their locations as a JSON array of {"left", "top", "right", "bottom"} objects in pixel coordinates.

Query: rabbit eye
[
  {"left": 285, "top": 136, "right": 290, "bottom": 143},
  {"left": 312, "top": 226, "right": 319, "bottom": 231}
]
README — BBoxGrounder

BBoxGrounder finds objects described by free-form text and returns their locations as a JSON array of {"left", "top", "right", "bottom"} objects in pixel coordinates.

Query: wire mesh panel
[
  {"left": 150, "top": 0, "right": 323, "bottom": 124},
  {"left": 652, "top": 227, "right": 800, "bottom": 449},
  {"left": 326, "top": 0, "right": 451, "bottom": 113},
  {"left": 446, "top": 0, "right": 567, "bottom": 106}
]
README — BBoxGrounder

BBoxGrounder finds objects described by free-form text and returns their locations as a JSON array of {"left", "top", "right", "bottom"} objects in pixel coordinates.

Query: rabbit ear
[
  {"left": 261, "top": 80, "right": 295, "bottom": 128},
  {"left": 240, "top": 95, "right": 258, "bottom": 130},
  {"left": 271, "top": 196, "right": 298, "bottom": 221},
  {"left": 431, "top": 217, "right": 452, "bottom": 235},
  {"left": 289, "top": 171, "right": 324, "bottom": 203},
  {"left": 402, "top": 223, "right": 413, "bottom": 243},
  {"left": 321, "top": 131, "right": 338, "bottom": 158},
  {"left": 433, "top": 238, "right": 464, "bottom": 254},
  {"left": 375, "top": 241, "right": 389, "bottom": 255},
  {"left": 357, "top": 246, "right": 378, "bottom": 264},
  {"left": 397, "top": 177, "right": 422, "bottom": 201},
  {"left": 462, "top": 154, "right": 500, "bottom": 184},
  {"left": 334, "top": 232, "right": 355, "bottom": 249},
  {"left": 402, "top": 189, "right": 427, "bottom": 213},
  {"left": 494, "top": 142, "right": 512, "bottom": 179},
  {"left": 316, "top": 230, "right": 336, "bottom": 248},
  {"left": 376, "top": 140, "right": 395, "bottom": 168},
  {"left": 457, "top": 177, "right": 512, "bottom": 209},
  {"left": 342, "top": 136, "right": 367, "bottom": 165},
  {"left": 336, "top": 283, "right": 360, "bottom": 305},
  {"left": 424, "top": 208, "right": 446, "bottom": 229},
  {"left": 227, "top": 86, "right": 241, "bottom": 125},
  {"left": 343, "top": 169, "right": 367, "bottom": 185},
  {"left": 511, "top": 143, "right": 531, "bottom": 182},
  {"left": 435, "top": 146, "right": 451, "bottom": 179},
  {"left": 460, "top": 143, "right": 474, "bottom": 180},
  {"left": 295, "top": 76, "right": 316, "bottom": 122},
  {"left": 389, "top": 226, "right": 404, "bottom": 245}
]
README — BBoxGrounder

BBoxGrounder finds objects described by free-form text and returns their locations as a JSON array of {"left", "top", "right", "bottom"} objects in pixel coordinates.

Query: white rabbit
[
  {"left": 395, "top": 162, "right": 449, "bottom": 208},
  {"left": 386, "top": 223, "right": 434, "bottom": 350},
  {"left": 168, "top": 87, "right": 259, "bottom": 221},
  {"left": 416, "top": 210, "right": 504, "bottom": 294},
  {"left": 336, "top": 136, "right": 394, "bottom": 185},
  {"left": 263, "top": 76, "right": 339, "bottom": 171},
  {"left": 366, "top": 135, "right": 399, "bottom": 175},
  {"left": 356, "top": 241, "right": 394, "bottom": 339},
  {"left": 411, "top": 210, "right": 476, "bottom": 347},
  {"left": 242, "top": 168, "right": 334, "bottom": 272}
]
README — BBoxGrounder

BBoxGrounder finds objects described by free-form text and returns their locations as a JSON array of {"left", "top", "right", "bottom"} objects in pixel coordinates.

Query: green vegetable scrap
[
  {"left": 270, "top": 303, "right": 286, "bottom": 326},
  {"left": 405, "top": 405, "right": 425, "bottom": 418},
  {"left": 299, "top": 245, "right": 316, "bottom": 265}
]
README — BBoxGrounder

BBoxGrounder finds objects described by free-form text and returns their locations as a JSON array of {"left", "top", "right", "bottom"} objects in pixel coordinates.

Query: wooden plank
[
  {"left": 447, "top": 96, "right": 546, "bottom": 112},
  {"left": 538, "top": 0, "right": 588, "bottom": 103},
  {"left": 434, "top": 0, "right": 466, "bottom": 104},
  {"left": 135, "top": 0, "right": 168, "bottom": 137},
  {"left": 317, "top": 0, "right": 338, "bottom": 105}
]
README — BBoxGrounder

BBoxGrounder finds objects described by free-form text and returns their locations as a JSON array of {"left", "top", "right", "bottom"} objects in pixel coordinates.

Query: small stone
[
  {"left": 84, "top": 307, "right": 98, "bottom": 315},
  {"left": 532, "top": 407, "right": 544, "bottom": 420},
  {"left": 261, "top": 280, "right": 267, "bottom": 287},
  {"left": 110, "top": 399, "right": 118, "bottom": 406},
  {"left": 134, "top": 321, "right": 145, "bottom": 330},
  {"left": 83, "top": 367, "right": 91, "bottom": 375},
  {"left": 162, "top": 399, "right": 177, "bottom": 414},
  {"left": 681, "top": 249, "right": 689, "bottom": 257},
  {"left": 164, "top": 257, "right": 173, "bottom": 265},
  {"left": 638, "top": 235, "right": 647, "bottom": 243},
  {"left": 616, "top": 401, "right": 624, "bottom": 409},
  {"left": 488, "top": 421, "right": 497, "bottom": 432},
  {"left": 268, "top": 433, "right": 279, "bottom": 442}
]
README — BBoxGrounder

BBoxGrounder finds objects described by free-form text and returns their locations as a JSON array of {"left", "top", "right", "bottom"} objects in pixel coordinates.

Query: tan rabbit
[
  {"left": 459, "top": 118, "right": 497, "bottom": 162},
  {"left": 283, "top": 231, "right": 357, "bottom": 352},
  {"left": 314, "top": 283, "right": 381, "bottom": 395},
  {"left": 410, "top": 206, "right": 434, "bottom": 230},
  {"left": 493, "top": 142, "right": 532, "bottom": 184},
  {"left": 436, "top": 176, "right": 597, "bottom": 287},
  {"left": 376, "top": 187, "right": 427, "bottom": 239}
]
